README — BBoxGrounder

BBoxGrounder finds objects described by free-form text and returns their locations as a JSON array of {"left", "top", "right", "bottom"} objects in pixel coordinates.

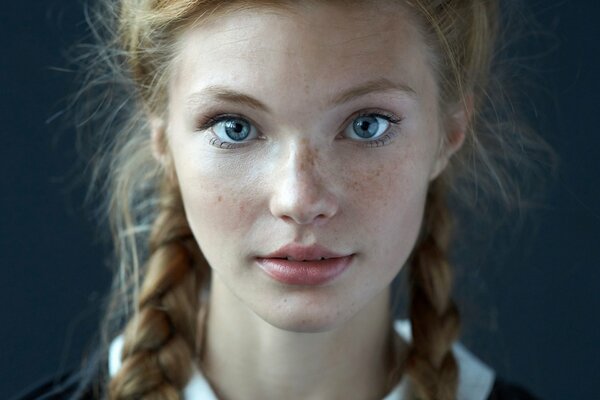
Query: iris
[
  {"left": 353, "top": 116, "right": 380, "bottom": 139},
  {"left": 221, "top": 118, "right": 251, "bottom": 141}
]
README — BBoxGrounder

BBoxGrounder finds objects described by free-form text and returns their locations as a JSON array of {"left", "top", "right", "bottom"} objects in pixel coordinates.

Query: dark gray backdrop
[{"left": 2, "top": 1, "right": 599, "bottom": 399}]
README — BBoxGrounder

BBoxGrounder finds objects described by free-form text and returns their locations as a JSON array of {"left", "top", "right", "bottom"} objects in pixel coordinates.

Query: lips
[
  {"left": 256, "top": 243, "right": 354, "bottom": 285},
  {"left": 260, "top": 243, "right": 346, "bottom": 261}
]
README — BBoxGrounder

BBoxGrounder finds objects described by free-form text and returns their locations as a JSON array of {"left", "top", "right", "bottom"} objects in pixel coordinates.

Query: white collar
[{"left": 110, "top": 320, "right": 495, "bottom": 399}]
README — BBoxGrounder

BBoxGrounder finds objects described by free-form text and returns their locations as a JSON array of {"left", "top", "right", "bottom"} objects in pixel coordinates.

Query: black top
[{"left": 11, "top": 360, "right": 541, "bottom": 400}]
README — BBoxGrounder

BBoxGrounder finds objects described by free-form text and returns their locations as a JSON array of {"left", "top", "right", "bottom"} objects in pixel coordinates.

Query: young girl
[{"left": 17, "top": 0, "right": 545, "bottom": 399}]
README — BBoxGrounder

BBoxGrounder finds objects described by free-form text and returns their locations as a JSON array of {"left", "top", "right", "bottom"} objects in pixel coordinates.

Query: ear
[
  {"left": 150, "top": 116, "right": 169, "bottom": 165},
  {"left": 429, "top": 95, "right": 472, "bottom": 181}
]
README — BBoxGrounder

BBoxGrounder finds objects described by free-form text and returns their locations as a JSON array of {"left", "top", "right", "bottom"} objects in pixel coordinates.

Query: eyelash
[{"left": 196, "top": 112, "right": 403, "bottom": 149}]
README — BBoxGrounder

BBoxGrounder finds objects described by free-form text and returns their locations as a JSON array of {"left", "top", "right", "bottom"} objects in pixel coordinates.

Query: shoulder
[
  {"left": 393, "top": 320, "right": 541, "bottom": 400},
  {"left": 394, "top": 320, "right": 495, "bottom": 399}
]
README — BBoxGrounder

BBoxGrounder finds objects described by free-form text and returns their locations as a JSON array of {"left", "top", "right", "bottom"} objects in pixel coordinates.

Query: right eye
[{"left": 210, "top": 116, "right": 258, "bottom": 143}]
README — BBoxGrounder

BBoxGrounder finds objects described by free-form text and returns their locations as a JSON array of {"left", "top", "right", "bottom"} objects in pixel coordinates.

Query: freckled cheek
[
  {"left": 342, "top": 160, "right": 428, "bottom": 256},
  {"left": 343, "top": 162, "right": 414, "bottom": 220},
  {"left": 174, "top": 158, "right": 259, "bottom": 240}
]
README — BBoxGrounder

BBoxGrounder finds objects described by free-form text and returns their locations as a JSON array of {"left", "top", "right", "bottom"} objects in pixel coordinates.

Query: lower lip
[{"left": 256, "top": 255, "right": 354, "bottom": 286}]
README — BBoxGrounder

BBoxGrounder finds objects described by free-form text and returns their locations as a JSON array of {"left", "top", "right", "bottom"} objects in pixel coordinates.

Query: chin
[{"left": 256, "top": 292, "right": 361, "bottom": 333}]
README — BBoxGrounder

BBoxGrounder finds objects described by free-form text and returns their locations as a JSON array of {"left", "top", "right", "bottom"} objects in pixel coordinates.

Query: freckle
[{"left": 299, "top": 139, "right": 318, "bottom": 171}]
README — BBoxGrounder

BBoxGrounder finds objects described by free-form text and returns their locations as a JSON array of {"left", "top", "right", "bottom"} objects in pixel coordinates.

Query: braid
[
  {"left": 109, "top": 179, "right": 205, "bottom": 400},
  {"left": 405, "top": 179, "right": 461, "bottom": 400}
]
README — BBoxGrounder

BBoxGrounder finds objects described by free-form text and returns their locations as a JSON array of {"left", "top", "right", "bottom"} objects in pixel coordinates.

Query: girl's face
[{"left": 160, "top": 2, "right": 462, "bottom": 332}]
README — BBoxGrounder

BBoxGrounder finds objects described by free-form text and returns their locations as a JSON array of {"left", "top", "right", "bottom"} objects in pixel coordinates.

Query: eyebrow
[
  {"left": 185, "top": 78, "right": 416, "bottom": 112},
  {"left": 186, "top": 86, "right": 272, "bottom": 113},
  {"left": 329, "top": 78, "right": 417, "bottom": 106}
]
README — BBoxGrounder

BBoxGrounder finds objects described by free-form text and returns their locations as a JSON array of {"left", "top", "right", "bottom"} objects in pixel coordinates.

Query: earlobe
[{"left": 429, "top": 96, "right": 472, "bottom": 181}]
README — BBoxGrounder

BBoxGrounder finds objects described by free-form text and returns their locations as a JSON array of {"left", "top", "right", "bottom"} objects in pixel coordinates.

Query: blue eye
[
  {"left": 345, "top": 114, "right": 391, "bottom": 140},
  {"left": 213, "top": 117, "right": 256, "bottom": 142}
]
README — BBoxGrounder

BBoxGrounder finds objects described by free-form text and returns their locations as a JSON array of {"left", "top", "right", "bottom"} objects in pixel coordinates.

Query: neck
[{"left": 198, "top": 277, "right": 405, "bottom": 400}]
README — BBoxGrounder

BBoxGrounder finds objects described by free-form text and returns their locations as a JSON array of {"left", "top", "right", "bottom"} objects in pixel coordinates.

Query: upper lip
[{"left": 258, "top": 243, "right": 349, "bottom": 261}]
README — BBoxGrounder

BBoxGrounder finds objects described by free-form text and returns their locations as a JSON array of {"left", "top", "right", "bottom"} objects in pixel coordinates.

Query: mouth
[
  {"left": 274, "top": 256, "right": 330, "bottom": 261},
  {"left": 260, "top": 243, "right": 348, "bottom": 261},
  {"left": 255, "top": 254, "right": 354, "bottom": 286}
]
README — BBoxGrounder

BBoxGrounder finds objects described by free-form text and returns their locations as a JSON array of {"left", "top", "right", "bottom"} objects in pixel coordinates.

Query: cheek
[
  {"left": 345, "top": 152, "right": 428, "bottom": 226},
  {"left": 171, "top": 149, "right": 260, "bottom": 253},
  {"left": 349, "top": 162, "right": 400, "bottom": 210},
  {"left": 343, "top": 153, "right": 429, "bottom": 267}
]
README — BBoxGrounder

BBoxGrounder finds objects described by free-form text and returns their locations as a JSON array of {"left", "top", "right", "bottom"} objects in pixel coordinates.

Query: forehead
[{"left": 171, "top": 1, "right": 434, "bottom": 109}]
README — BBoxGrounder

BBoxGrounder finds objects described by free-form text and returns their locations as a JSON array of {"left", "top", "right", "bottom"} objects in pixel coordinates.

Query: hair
[{"left": 71, "top": 0, "right": 552, "bottom": 399}]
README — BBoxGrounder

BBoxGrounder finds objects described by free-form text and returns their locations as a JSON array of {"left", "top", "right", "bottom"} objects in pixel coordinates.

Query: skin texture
[{"left": 154, "top": 2, "right": 466, "bottom": 399}]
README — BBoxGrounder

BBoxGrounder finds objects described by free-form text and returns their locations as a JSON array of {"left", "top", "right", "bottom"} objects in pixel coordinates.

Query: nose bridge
[
  {"left": 270, "top": 138, "right": 338, "bottom": 225},
  {"left": 295, "top": 138, "right": 319, "bottom": 181}
]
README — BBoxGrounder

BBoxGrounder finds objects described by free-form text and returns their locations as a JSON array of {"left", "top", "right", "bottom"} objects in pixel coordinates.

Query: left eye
[
  {"left": 344, "top": 115, "right": 391, "bottom": 140},
  {"left": 212, "top": 117, "right": 258, "bottom": 142}
]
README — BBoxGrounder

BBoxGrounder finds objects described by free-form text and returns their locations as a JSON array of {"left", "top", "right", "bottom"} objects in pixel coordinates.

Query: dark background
[{"left": 2, "top": 1, "right": 599, "bottom": 399}]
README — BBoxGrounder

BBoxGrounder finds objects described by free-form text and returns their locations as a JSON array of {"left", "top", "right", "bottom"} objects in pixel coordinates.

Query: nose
[{"left": 269, "top": 141, "right": 339, "bottom": 226}]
